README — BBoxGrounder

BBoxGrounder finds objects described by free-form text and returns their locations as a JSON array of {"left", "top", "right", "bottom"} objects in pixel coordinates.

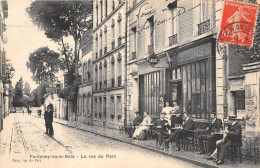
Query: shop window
[
  {"left": 139, "top": 71, "right": 161, "bottom": 116},
  {"left": 110, "top": 96, "right": 115, "bottom": 120}
]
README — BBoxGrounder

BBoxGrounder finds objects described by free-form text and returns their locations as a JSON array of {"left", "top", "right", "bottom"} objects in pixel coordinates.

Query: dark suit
[
  {"left": 44, "top": 109, "right": 54, "bottom": 135},
  {"left": 217, "top": 122, "right": 242, "bottom": 162},
  {"left": 127, "top": 116, "right": 143, "bottom": 137},
  {"left": 153, "top": 118, "right": 171, "bottom": 146},
  {"left": 198, "top": 118, "right": 223, "bottom": 153},
  {"left": 165, "top": 117, "right": 194, "bottom": 149}
]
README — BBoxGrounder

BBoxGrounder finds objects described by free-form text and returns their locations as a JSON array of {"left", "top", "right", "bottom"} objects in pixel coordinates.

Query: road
[{"left": 0, "top": 113, "right": 200, "bottom": 168}]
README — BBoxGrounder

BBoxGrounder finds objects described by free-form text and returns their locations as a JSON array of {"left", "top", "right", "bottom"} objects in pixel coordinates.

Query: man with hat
[
  {"left": 206, "top": 116, "right": 242, "bottom": 165},
  {"left": 153, "top": 111, "right": 171, "bottom": 150},
  {"left": 127, "top": 111, "right": 143, "bottom": 138},
  {"left": 44, "top": 104, "right": 54, "bottom": 136},
  {"left": 198, "top": 113, "right": 223, "bottom": 155},
  {"left": 164, "top": 112, "right": 194, "bottom": 151}
]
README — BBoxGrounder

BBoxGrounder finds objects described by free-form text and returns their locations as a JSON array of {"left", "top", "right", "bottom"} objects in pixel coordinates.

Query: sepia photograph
[{"left": 0, "top": 0, "right": 260, "bottom": 167}]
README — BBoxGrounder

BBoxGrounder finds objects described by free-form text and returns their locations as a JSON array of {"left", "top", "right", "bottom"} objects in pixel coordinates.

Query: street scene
[{"left": 0, "top": 0, "right": 260, "bottom": 167}]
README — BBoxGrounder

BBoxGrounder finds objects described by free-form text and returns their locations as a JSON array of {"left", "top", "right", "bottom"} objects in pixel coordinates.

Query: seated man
[
  {"left": 206, "top": 117, "right": 242, "bottom": 165},
  {"left": 165, "top": 112, "right": 194, "bottom": 151},
  {"left": 127, "top": 111, "right": 143, "bottom": 138},
  {"left": 153, "top": 112, "right": 171, "bottom": 149},
  {"left": 198, "top": 113, "right": 223, "bottom": 154}
]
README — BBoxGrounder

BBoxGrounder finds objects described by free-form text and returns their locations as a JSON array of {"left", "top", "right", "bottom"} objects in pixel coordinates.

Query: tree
[
  {"left": 13, "top": 77, "right": 24, "bottom": 107},
  {"left": 31, "top": 82, "right": 48, "bottom": 107},
  {"left": 26, "top": 47, "right": 61, "bottom": 83},
  {"left": 27, "top": 0, "right": 93, "bottom": 82}
]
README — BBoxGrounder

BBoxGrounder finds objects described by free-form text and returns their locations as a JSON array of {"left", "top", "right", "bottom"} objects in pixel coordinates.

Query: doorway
[{"left": 169, "top": 81, "right": 182, "bottom": 107}]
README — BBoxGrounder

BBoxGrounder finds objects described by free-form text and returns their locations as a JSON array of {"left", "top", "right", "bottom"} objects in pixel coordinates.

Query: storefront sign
[
  {"left": 177, "top": 42, "right": 211, "bottom": 65},
  {"left": 147, "top": 53, "right": 160, "bottom": 65},
  {"left": 230, "top": 79, "right": 244, "bottom": 91}
]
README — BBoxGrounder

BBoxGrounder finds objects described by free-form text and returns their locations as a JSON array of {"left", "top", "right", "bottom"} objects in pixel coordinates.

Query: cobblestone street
[{"left": 1, "top": 113, "right": 200, "bottom": 168}]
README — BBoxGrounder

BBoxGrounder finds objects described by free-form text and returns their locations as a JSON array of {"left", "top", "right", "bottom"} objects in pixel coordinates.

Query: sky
[{"left": 5, "top": 0, "right": 59, "bottom": 90}]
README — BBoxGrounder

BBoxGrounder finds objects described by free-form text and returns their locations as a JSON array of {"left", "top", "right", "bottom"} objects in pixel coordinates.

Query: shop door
[{"left": 169, "top": 81, "right": 182, "bottom": 107}]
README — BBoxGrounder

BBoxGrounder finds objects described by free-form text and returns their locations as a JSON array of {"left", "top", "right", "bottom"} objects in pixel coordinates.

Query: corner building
[
  {"left": 126, "top": 0, "right": 218, "bottom": 123},
  {"left": 92, "top": 0, "right": 126, "bottom": 128}
]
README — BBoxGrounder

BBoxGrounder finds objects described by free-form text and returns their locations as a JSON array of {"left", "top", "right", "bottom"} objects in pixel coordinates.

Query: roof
[{"left": 80, "top": 29, "right": 93, "bottom": 56}]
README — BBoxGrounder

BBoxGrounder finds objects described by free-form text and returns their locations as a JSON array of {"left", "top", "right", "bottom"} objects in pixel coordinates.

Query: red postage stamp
[{"left": 218, "top": 0, "right": 259, "bottom": 47}]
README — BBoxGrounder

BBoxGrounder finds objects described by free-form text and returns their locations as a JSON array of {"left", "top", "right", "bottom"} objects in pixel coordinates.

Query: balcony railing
[
  {"left": 104, "top": 46, "right": 107, "bottom": 54},
  {"left": 118, "top": 76, "right": 121, "bottom": 87},
  {"left": 95, "top": 52, "right": 98, "bottom": 59},
  {"left": 112, "top": 41, "right": 115, "bottom": 50},
  {"left": 100, "top": 49, "right": 102, "bottom": 57},
  {"left": 132, "top": 51, "right": 136, "bottom": 60},
  {"left": 99, "top": 81, "right": 102, "bottom": 90},
  {"left": 148, "top": 44, "right": 154, "bottom": 54},
  {"left": 169, "top": 34, "right": 178, "bottom": 46},
  {"left": 111, "top": 77, "right": 115, "bottom": 87},
  {"left": 118, "top": 37, "right": 122, "bottom": 46},
  {"left": 198, "top": 19, "right": 210, "bottom": 36}
]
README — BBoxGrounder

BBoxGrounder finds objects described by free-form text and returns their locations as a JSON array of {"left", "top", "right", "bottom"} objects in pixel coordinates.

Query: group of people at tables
[{"left": 127, "top": 100, "right": 242, "bottom": 165}]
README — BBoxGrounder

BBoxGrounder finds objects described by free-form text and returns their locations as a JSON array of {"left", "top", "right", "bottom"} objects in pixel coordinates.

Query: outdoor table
[{"left": 210, "top": 130, "right": 225, "bottom": 135}]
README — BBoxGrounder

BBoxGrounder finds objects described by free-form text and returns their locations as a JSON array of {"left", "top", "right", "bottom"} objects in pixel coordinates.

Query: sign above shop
[
  {"left": 147, "top": 53, "right": 160, "bottom": 65},
  {"left": 176, "top": 42, "right": 212, "bottom": 65},
  {"left": 230, "top": 79, "right": 244, "bottom": 91}
]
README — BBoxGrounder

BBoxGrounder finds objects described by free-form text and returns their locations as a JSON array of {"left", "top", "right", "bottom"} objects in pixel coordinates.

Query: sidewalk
[{"left": 34, "top": 113, "right": 259, "bottom": 168}]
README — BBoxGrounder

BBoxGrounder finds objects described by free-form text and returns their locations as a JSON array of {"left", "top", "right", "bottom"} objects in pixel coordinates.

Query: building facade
[
  {"left": 77, "top": 30, "right": 93, "bottom": 125},
  {"left": 92, "top": 0, "right": 126, "bottom": 128},
  {"left": 126, "top": 0, "right": 218, "bottom": 124},
  {"left": 0, "top": 0, "right": 8, "bottom": 131}
]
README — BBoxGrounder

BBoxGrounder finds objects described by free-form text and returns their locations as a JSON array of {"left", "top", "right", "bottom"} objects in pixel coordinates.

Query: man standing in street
[{"left": 44, "top": 104, "right": 54, "bottom": 136}]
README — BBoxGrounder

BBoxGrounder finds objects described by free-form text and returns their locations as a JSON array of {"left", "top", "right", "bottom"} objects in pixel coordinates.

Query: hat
[
  {"left": 135, "top": 111, "right": 140, "bottom": 114},
  {"left": 161, "top": 112, "right": 166, "bottom": 115}
]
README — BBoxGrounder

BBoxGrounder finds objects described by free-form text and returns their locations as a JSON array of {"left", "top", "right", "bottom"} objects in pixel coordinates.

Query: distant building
[
  {"left": 92, "top": 0, "right": 126, "bottom": 128},
  {"left": 75, "top": 30, "right": 93, "bottom": 125},
  {"left": 0, "top": 0, "right": 8, "bottom": 131}
]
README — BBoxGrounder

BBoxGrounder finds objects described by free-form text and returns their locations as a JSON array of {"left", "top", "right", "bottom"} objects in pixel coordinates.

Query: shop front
[{"left": 167, "top": 40, "right": 216, "bottom": 119}]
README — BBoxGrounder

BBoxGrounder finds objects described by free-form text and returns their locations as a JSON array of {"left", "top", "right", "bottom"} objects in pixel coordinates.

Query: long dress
[
  {"left": 162, "top": 106, "right": 174, "bottom": 126},
  {"left": 132, "top": 116, "right": 152, "bottom": 139}
]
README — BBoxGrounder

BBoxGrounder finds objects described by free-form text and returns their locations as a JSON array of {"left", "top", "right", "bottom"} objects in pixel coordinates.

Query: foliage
[
  {"left": 13, "top": 77, "right": 23, "bottom": 107},
  {"left": 27, "top": 0, "right": 93, "bottom": 104},
  {"left": 59, "top": 77, "right": 81, "bottom": 102},
  {"left": 234, "top": 12, "right": 260, "bottom": 62},
  {"left": 26, "top": 47, "right": 61, "bottom": 82},
  {"left": 31, "top": 82, "right": 48, "bottom": 107}
]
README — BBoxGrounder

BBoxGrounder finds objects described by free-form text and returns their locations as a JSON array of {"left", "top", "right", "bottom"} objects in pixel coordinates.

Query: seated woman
[
  {"left": 162, "top": 101, "right": 174, "bottom": 126},
  {"left": 132, "top": 112, "right": 151, "bottom": 140}
]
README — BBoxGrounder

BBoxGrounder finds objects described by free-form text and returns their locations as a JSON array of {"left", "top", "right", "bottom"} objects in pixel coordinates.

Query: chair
[
  {"left": 230, "top": 144, "right": 242, "bottom": 163},
  {"left": 253, "top": 144, "right": 260, "bottom": 164}
]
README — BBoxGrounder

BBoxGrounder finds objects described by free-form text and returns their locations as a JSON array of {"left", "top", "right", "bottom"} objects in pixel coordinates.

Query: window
[
  {"left": 111, "top": 19, "right": 115, "bottom": 50},
  {"left": 100, "top": 31, "right": 103, "bottom": 57},
  {"left": 131, "top": 27, "right": 137, "bottom": 60},
  {"left": 83, "top": 94, "right": 87, "bottom": 114},
  {"left": 96, "top": 3, "right": 98, "bottom": 26},
  {"left": 99, "top": 97, "right": 102, "bottom": 119},
  {"left": 105, "top": 0, "right": 107, "bottom": 17},
  {"left": 194, "top": 0, "right": 210, "bottom": 35},
  {"left": 95, "top": 65, "right": 98, "bottom": 90},
  {"left": 100, "top": 0, "right": 103, "bottom": 21},
  {"left": 112, "top": 0, "right": 115, "bottom": 10},
  {"left": 117, "top": 58, "right": 122, "bottom": 87},
  {"left": 104, "top": 26, "right": 107, "bottom": 54},
  {"left": 118, "top": 16, "right": 122, "bottom": 46},
  {"left": 147, "top": 16, "right": 154, "bottom": 54},
  {"left": 103, "top": 97, "right": 107, "bottom": 118},
  {"left": 182, "top": 61, "right": 208, "bottom": 119},
  {"left": 95, "top": 35, "right": 98, "bottom": 59},
  {"left": 94, "top": 97, "right": 98, "bottom": 118},
  {"left": 110, "top": 96, "right": 115, "bottom": 120},
  {"left": 83, "top": 62, "right": 86, "bottom": 82},
  {"left": 104, "top": 60, "right": 107, "bottom": 87},
  {"left": 111, "top": 57, "right": 115, "bottom": 87},
  {"left": 167, "top": 3, "right": 178, "bottom": 46},
  {"left": 116, "top": 95, "right": 122, "bottom": 121},
  {"left": 139, "top": 71, "right": 161, "bottom": 116},
  {"left": 99, "top": 63, "right": 102, "bottom": 89}
]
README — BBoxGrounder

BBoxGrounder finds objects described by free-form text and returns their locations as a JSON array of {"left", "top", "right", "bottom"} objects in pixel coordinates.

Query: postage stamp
[{"left": 218, "top": 0, "right": 259, "bottom": 47}]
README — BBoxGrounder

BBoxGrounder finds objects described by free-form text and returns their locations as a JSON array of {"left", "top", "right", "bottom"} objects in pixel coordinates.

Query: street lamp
[{"left": 7, "top": 67, "right": 15, "bottom": 78}]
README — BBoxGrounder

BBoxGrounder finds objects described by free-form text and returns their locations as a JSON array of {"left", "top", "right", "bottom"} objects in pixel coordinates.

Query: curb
[{"left": 47, "top": 118, "right": 218, "bottom": 168}]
